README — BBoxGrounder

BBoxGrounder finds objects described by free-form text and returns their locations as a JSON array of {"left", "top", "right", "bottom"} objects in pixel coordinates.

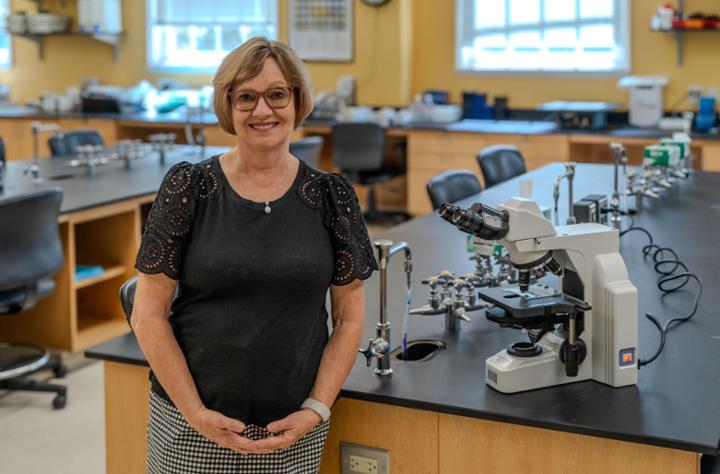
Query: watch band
[{"left": 301, "top": 398, "right": 331, "bottom": 423}]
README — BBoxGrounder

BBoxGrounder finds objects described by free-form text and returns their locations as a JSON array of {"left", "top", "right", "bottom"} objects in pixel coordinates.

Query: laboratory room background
[{"left": 1, "top": 0, "right": 719, "bottom": 473}]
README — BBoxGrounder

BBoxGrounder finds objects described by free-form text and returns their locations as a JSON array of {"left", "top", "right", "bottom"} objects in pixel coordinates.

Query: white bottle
[{"left": 658, "top": 4, "right": 675, "bottom": 30}]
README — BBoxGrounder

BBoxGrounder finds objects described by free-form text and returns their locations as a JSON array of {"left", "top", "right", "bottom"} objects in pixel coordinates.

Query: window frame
[
  {"left": 145, "top": 0, "right": 279, "bottom": 74},
  {"left": 0, "top": 0, "right": 12, "bottom": 70},
  {"left": 455, "top": 0, "right": 631, "bottom": 76}
]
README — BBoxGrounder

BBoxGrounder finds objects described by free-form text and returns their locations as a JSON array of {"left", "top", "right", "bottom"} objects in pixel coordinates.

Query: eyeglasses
[{"left": 228, "top": 86, "right": 294, "bottom": 112}]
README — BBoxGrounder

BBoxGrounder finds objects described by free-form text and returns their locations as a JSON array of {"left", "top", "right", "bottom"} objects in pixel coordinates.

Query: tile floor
[{"left": 0, "top": 354, "right": 105, "bottom": 474}]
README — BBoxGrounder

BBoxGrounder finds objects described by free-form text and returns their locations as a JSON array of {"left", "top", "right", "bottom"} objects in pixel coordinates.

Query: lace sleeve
[
  {"left": 324, "top": 174, "right": 379, "bottom": 286},
  {"left": 135, "top": 162, "right": 197, "bottom": 280}
]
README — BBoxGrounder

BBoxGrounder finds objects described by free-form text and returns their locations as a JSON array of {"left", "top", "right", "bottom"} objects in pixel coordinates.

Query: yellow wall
[
  {"left": 3, "top": 0, "right": 719, "bottom": 109},
  {"left": 3, "top": 0, "right": 411, "bottom": 106},
  {"left": 412, "top": 0, "right": 720, "bottom": 109}
]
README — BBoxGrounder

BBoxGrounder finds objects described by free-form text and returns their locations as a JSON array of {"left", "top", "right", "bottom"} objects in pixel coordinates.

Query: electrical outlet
[
  {"left": 341, "top": 443, "right": 389, "bottom": 474},
  {"left": 687, "top": 85, "right": 704, "bottom": 105},
  {"left": 350, "top": 455, "right": 378, "bottom": 473}
]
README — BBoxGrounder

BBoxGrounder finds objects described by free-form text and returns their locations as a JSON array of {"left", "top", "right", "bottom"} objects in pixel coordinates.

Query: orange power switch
[{"left": 623, "top": 353, "right": 633, "bottom": 363}]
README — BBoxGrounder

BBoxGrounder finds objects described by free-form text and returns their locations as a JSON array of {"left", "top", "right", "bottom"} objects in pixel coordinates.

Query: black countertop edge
[
  {"left": 83, "top": 350, "right": 149, "bottom": 368},
  {"left": 339, "top": 389, "right": 720, "bottom": 456},
  {"left": 60, "top": 191, "right": 155, "bottom": 215},
  {"left": 3, "top": 106, "right": 719, "bottom": 140}
]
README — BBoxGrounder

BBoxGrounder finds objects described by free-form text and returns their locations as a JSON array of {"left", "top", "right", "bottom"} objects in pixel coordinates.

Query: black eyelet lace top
[{"left": 135, "top": 155, "right": 377, "bottom": 426}]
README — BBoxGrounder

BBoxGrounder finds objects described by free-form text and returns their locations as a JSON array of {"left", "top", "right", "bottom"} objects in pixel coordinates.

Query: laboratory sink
[{"left": 392, "top": 339, "right": 447, "bottom": 362}]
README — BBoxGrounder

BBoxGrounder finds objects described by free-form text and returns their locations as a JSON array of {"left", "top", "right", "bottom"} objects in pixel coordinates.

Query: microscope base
[{"left": 485, "top": 334, "right": 591, "bottom": 393}]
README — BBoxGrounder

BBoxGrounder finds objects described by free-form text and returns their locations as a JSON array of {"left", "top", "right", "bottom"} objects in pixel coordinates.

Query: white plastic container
[
  {"left": 658, "top": 4, "right": 674, "bottom": 30},
  {"left": 78, "top": 0, "right": 122, "bottom": 33},
  {"left": 618, "top": 76, "right": 668, "bottom": 128}
]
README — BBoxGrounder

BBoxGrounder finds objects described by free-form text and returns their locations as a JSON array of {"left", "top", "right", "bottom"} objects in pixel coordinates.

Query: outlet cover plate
[
  {"left": 341, "top": 442, "right": 389, "bottom": 474},
  {"left": 687, "top": 85, "right": 704, "bottom": 105}
]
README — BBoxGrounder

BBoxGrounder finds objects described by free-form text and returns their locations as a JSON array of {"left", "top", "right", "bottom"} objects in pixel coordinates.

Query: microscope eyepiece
[{"left": 438, "top": 202, "right": 509, "bottom": 241}]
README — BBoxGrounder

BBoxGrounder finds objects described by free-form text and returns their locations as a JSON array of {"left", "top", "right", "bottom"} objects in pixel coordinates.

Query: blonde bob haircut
[{"left": 213, "top": 37, "right": 314, "bottom": 134}]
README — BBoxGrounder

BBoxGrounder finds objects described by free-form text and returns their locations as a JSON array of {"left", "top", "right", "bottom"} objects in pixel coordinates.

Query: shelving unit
[
  {"left": 0, "top": 199, "right": 140, "bottom": 352},
  {"left": 11, "top": 31, "right": 126, "bottom": 61},
  {"left": 73, "top": 264, "right": 126, "bottom": 290},
  {"left": 652, "top": 0, "right": 720, "bottom": 65}
]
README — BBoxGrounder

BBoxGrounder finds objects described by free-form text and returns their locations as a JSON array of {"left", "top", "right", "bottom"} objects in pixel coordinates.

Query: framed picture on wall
[{"left": 289, "top": 0, "right": 353, "bottom": 62}]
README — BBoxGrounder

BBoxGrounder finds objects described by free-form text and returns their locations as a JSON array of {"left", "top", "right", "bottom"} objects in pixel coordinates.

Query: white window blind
[
  {"left": 456, "top": 0, "right": 629, "bottom": 73},
  {"left": 0, "top": 0, "right": 11, "bottom": 69},
  {"left": 147, "top": 0, "right": 278, "bottom": 71}
]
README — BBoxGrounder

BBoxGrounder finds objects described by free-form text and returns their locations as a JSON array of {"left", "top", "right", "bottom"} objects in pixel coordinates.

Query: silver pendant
[{"left": 264, "top": 201, "right": 271, "bottom": 214}]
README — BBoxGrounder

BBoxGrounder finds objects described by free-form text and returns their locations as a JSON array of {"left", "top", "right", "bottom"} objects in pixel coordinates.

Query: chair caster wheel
[
  {"left": 53, "top": 365, "right": 68, "bottom": 378},
  {"left": 53, "top": 394, "right": 66, "bottom": 409}
]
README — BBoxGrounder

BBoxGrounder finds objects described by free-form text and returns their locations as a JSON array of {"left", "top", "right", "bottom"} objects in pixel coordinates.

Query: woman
[{"left": 132, "top": 37, "right": 377, "bottom": 473}]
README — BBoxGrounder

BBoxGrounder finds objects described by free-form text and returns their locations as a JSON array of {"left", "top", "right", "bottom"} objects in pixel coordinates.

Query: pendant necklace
[{"left": 264, "top": 201, "right": 271, "bottom": 214}]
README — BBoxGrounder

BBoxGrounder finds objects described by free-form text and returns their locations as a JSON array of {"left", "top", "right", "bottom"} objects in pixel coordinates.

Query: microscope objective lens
[
  {"left": 545, "top": 258, "right": 564, "bottom": 276},
  {"left": 518, "top": 270, "right": 531, "bottom": 292}
]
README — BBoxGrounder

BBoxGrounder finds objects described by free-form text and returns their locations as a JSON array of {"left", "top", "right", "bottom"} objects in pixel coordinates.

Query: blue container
[
  {"left": 462, "top": 92, "right": 487, "bottom": 119},
  {"left": 695, "top": 96, "right": 717, "bottom": 132}
]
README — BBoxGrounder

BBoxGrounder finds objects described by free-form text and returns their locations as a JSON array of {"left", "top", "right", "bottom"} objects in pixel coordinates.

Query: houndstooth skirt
[{"left": 146, "top": 391, "right": 330, "bottom": 474}]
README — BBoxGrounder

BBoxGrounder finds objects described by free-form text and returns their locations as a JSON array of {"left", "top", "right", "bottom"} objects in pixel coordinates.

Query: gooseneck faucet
[
  {"left": 553, "top": 162, "right": 576, "bottom": 225},
  {"left": 26, "top": 121, "right": 64, "bottom": 184},
  {"left": 609, "top": 143, "right": 628, "bottom": 227},
  {"left": 359, "top": 239, "right": 412, "bottom": 377}
]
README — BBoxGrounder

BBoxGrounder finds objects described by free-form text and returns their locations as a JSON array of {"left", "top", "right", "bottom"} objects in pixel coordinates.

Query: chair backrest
[
  {"left": 0, "top": 189, "right": 63, "bottom": 314},
  {"left": 48, "top": 130, "right": 104, "bottom": 157},
  {"left": 426, "top": 170, "right": 482, "bottom": 210},
  {"left": 290, "top": 135, "right": 323, "bottom": 169},
  {"left": 119, "top": 276, "right": 137, "bottom": 326},
  {"left": 331, "top": 122, "right": 385, "bottom": 172},
  {"left": 119, "top": 275, "right": 179, "bottom": 327},
  {"left": 476, "top": 145, "right": 526, "bottom": 188}
]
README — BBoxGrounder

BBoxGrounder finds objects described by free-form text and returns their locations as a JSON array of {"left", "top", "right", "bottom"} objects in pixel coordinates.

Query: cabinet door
[
  {"left": 439, "top": 413, "right": 698, "bottom": 474},
  {"left": 0, "top": 118, "right": 42, "bottom": 160},
  {"left": 699, "top": 143, "right": 720, "bottom": 171}
]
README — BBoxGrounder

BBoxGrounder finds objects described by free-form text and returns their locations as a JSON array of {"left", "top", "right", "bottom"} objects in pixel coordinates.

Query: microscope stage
[{"left": 478, "top": 284, "right": 589, "bottom": 327}]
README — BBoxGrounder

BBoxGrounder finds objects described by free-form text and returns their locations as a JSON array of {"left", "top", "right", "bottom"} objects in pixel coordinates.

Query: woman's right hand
[{"left": 187, "top": 407, "right": 272, "bottom": 454}]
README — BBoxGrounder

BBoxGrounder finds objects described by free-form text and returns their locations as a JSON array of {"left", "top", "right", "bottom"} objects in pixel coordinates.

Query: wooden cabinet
[
  {"left": 0, "top": 117, "right": 118, "bottom": 161},
  {"left": 100, "top": 360, "right": 701, "bottom": 474},
  {"left": 319, "top": 398, "right": 699, "bottom": 474},
  {"left": 406, "top": 131, "right": 570, "bottom": 215},
  {"left": 695, "top": 140, "right": 720, "bottom": 171},
  {"left": 0, "top": 199, "right": 145, "bottom": 352}
]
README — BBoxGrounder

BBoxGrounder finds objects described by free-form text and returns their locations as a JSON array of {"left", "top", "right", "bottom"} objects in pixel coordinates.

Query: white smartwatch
[{"left": 301, "top": 398, "right": 331, "bottom": 423}]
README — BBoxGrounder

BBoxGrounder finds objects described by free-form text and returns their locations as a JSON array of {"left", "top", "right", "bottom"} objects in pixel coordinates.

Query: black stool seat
[
  {"left": 0, "top": 343, "right": 49, "bottom": 379},
  {"left": 0, "top": 189, "right": 68, "bottom": 409}
]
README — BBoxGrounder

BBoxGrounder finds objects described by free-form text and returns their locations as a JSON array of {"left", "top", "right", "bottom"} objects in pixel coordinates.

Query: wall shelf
[
  {"left": 11, "top": 31, "right": 126, "bottom": 61},
  {"left": 652, "top": 29, "right": 720, "bottom": 65},
  {"left": 652, "top": 0, "right": 720, "bottom": 65}
]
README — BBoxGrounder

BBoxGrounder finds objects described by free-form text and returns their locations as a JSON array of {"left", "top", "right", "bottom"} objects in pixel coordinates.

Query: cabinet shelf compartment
[{"left": 76, "top": 274, "right": 130, "bottom": 350}]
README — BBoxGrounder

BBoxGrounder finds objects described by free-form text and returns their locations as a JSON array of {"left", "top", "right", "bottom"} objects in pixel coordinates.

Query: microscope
[{"left": 440, "top": 198, "right": 638, "bottom": 393}]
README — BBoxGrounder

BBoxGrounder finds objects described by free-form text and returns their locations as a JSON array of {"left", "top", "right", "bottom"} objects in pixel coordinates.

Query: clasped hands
[{"left": 188, "top": 406, "right": 323, "bottom": 455}]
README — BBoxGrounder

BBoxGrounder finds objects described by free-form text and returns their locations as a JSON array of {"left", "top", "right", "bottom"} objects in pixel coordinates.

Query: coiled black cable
[{"left": 619, "top": 217, "right": 704, "bottom": 367}]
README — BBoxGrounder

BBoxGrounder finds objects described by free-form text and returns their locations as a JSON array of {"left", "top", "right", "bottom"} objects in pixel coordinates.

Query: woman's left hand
[{"left": 254, "top": 409, "right": 323, "bottom": 451}]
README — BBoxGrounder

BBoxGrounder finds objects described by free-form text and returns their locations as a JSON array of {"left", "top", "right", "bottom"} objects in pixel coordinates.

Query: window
[
  {"left": 0, "top": 0, "right": 11, "bottom": 68},
  {"left": 147, "top": 0, "right": 278, "bottom": 72},
  {"left": 456, "top": 0, "right": 629, "bottom": 73}
]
